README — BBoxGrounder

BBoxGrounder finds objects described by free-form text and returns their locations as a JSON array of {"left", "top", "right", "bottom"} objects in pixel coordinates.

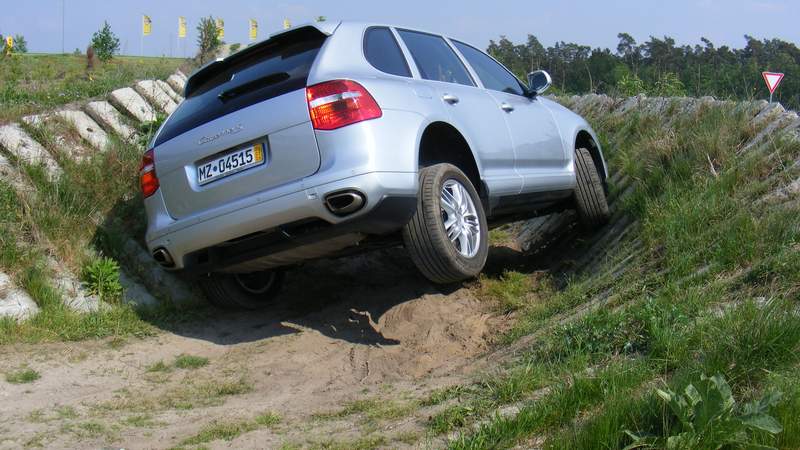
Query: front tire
[
  {"left": 402, "top": 163, "right": 489, "bottom": 284},
  {"left": 573, "top": 147, "right": 610, "bottom": 228},
  {"left": 199, "top": 270, "right": 284, "bottom": 310}
]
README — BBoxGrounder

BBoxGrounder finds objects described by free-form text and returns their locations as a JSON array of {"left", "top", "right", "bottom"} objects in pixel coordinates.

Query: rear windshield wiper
[{"left": 218, "top": 72, "right": 291, "bottom": 102}]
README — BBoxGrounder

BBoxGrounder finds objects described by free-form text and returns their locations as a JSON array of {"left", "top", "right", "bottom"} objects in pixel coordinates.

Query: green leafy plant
[
  {"left": 625, "top": 374, "right": 783, "bottom": 449},
  {"left": 652, "top": 72, "right": 687, "bottom": 97},
  {"left": 617, "top": 73, "right": 646, "bottom": 97},
  {"left": 91, "top": 21, "right": 120, "bottom": 62},
  {"left": 137, "top": 114, "right": 167, "bottom": 149},
  {"left": 82, "top": 257, "right": 123, "bottom": 301}
]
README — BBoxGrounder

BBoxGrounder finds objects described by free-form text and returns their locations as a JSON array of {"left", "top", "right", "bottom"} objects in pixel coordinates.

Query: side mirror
[{"left": 527, "top": 70, "right": 552, "bottom": 96}]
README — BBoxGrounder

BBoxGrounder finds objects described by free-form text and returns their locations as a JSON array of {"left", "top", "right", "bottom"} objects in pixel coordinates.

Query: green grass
[
  {"left": 95, "top": 377, "right": 254, "bottom": 414},
  {"left": 180, "top": 411, "right": 281, "bottom": 445},
  {"left": 479, "top": 271, "right": 532, "bottom": 312},
  {"left": 0, "top": 53, "right": 184, "bottom": 122},
  {"left": 174, "top": 354, "right": 209, "bottom": 369},
  {"left": 145, "top": 360, "right": 172, "bottom": 373},
  {"left": 5, "top": 367, "right": 40, "bottom": 384},
  {"left": 314, "top": 398, "right": 416, "bottom": 424},
  {"left": 440, "top": 102, "right": 800, "bottom": 448}
]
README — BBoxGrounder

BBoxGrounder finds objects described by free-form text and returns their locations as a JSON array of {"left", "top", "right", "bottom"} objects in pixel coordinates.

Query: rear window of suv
[
  {"left": 154, "top": 27, "right": 327, "bottom": 147},
  {"left": 397, "top": 30, "right": 474, "bottom": 86},
  {"left": 364, "top": 27, "right": 411, "bottom": 77}
]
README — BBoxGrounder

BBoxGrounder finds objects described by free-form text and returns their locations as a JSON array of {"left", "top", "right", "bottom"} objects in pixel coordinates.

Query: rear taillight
[
  {"left": 306, "top": 80, "right": 382, "bottom": 130},
  {"left": 139, "top": 149, "right": 160, "bottom": 198}
]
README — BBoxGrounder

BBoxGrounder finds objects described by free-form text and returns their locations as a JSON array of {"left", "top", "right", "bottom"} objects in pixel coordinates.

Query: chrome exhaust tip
[
  {"left": 324, "top": 190, "right": 366, "bottom": 216},
  {"left": 152, "top": 247, "right": 175, "bottom": 268}
]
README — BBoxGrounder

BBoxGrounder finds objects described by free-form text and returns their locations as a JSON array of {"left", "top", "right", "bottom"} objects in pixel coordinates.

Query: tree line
[{"left": 486, "top": 33, "right": 799, "bottom": 110}]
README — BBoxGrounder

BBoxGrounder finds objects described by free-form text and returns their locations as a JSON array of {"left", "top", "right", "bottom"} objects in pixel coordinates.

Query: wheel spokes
[{"left": 439, "top": 178, "right": 482, "bottom": 258}]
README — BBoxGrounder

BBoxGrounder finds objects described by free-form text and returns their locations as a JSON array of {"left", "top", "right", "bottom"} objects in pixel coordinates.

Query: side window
[
  {"left": 397, "top": 30, "right": 474, "bottom": 86},
  {"left": 364, "top": 27, "right": 411, "bottom": 77},
  {"left": 452, "top": 40, "right": 526, "bottom": 96}
]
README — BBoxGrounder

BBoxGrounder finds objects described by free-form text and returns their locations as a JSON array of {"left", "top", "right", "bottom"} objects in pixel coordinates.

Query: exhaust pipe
[
  {"left": 152, "top": 247, "right": 175, "bottom": 268},
  {"left": 324, "top": 190, "right": 365, "bottom": 216}
]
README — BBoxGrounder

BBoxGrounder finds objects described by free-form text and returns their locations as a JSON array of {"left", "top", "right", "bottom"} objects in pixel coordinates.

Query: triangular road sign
[{"left": 762, "top": 72, "right": 785, "bottom": 94}]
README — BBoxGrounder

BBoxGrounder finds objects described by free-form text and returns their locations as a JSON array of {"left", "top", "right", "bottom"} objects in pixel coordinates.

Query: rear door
[
  {"left": 397, "top": 29, "right": 521, "bottom": 197},
  {"left": 451, "top": 40, "right": 570, "bottom": 193},
  {"left": 153, "top": 27, "right": 327, "bottom": 220}
]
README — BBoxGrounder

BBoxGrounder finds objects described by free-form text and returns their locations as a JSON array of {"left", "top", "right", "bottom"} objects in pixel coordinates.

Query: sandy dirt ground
[{"left": 0, "top": 247, "right": 517, "bottom": 450}]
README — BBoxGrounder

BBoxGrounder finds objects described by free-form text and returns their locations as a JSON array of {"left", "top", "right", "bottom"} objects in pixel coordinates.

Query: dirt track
[{"left": 0, "top": 247, "right": 512, "bottom": 449}]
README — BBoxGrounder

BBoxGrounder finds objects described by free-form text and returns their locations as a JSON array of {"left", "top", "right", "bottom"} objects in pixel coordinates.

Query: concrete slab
[
  {"left": 119, "top": 271, "right": 160, "bottom": 309},
  {"left": 108, "top": 87, "right": 157, "bottom": 123},
  {"left": 85, "top": 101, "right": 138, "bottom": 143},
  {"left": 134, "top": 80, "right": 178, "bottom": 115},
  {"left": 0, "top": 124, "right": 61, "bottom": 179},
  {"left": 22, "top": 113, "right": 95, "bottom": 161},
  {"left": 122, "top": 238, "right": 198, "bottom": 307},
  {"left": 166, "top": 74, "right": 186, "bottom": 95},
  {"left": 156, "top": 79, "right": 184, "bottom": 104},
  {"left": 0, "top": 272, "right": 39, "bottom": 321},
  {"left": 55, "top": 110, "right": 110, "bottom": 152},
  {"left": 0, "top": 154, "right": 36, "bottom": 197}
]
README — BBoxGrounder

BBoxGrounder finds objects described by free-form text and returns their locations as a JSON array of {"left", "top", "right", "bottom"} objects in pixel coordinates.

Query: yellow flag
[
  {"left": 178, "top": 16, "right": 187, "bottom": 38},
  {"left": 142, "top": 15, "right": 152, "bottom": 36},
  {"left": 215, "top": 18, "right": 225, "bottom": 39},
  {"left": 249, "top": 19, "right": 258, "bottom": 41},
  {"left": 283, "top": 19, "right": 291, "bottom": 30},
  {"left": 5, "top": 36, "right": 12, "bottom": 51}
]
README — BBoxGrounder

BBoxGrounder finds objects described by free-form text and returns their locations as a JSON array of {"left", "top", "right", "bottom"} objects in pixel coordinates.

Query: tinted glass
[
  {"left": 155, "top": 28, "right": 326, "bottom": 147},
  {"left": 364, "top": 27, "right": 410, "bottom": 77},
  {"left": 397, "top": 30, "right": 473, "bottom": 86},
  {"left": 453, "top": 41, "right": 526, "bottom": 96}
]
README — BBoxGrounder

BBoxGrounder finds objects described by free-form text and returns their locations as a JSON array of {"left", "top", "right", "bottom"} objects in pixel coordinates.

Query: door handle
[
  {"left": 500, "top": 102, "right": 514, "bottom": 112},
  {"left": 442, "top": 94, "right": 460, "bottom": 104}
]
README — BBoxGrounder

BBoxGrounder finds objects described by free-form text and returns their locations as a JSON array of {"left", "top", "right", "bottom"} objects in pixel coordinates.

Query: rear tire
[
  {"left": 402, "top": 163, "right": 488, "bottom": 284},
  {"left": 199, "top": 270, "right": 284, "bottom": 310},
  {"left": 573, "top": 147, "right": 610, "bottom": 228}
]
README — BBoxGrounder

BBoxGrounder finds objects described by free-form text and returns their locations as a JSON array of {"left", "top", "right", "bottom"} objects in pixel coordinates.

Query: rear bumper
[{"left": 145, "top": 171, "right": 417, "bottom": 271}]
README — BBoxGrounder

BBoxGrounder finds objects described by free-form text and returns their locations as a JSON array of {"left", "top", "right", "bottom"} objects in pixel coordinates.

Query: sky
[{"left": 1, "top": 0, "right": 798, "bottom": 57}]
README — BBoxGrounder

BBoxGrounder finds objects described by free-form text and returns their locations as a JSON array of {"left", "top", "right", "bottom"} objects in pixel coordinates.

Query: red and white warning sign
[{"left": 762, "top": 72, "right": 784, "bottom": 94}]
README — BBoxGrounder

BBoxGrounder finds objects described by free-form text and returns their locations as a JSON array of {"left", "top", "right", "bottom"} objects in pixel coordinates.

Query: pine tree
[
  {"left": 12, "top": 35, "right": 27, "bottom": 53},
  {"left": 91, "top": 21, "right": 120, "bottom": 62}
]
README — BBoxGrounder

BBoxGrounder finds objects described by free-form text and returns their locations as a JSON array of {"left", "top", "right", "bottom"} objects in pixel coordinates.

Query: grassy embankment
[
  {"left": 0, "top": 54, "right": 190, "bottom": 343},
  {"left": 427, "top": 102, "right": 800, "bottom": 448},
  {"left": 0, "top": 53, "right": 184, "bottom": 123}
]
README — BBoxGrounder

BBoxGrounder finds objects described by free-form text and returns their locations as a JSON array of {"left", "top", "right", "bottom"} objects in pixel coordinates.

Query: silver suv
[{"left": 141, "top": 21, "right": 610, "bottom": 309}]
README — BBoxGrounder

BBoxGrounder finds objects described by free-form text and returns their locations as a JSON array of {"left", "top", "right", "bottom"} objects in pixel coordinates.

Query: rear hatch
[{"left": 153, "top": 27, "right": 328, "bottom": 220}]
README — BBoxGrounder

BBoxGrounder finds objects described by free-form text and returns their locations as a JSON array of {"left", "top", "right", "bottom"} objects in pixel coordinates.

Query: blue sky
[{"left": 2, "top": 0, "right": 798, "bottom": 56}]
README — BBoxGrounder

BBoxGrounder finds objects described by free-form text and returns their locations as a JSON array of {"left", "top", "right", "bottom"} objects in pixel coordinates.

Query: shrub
[
  {"left": 12, "top": 35, "right": 27, "bottom": 53},
  {"left": 196, "top": 16, "right": 220, "bottom": 64},
  {"left": 82, "top": 257, "right": 123, "bottom": 301},
  {"left": 617, "top": 73, "right": 646, "bottom": 97},
  {"left": 625, "top": 374, "right": 782, "bottom": 449},
  {"left": 91, "top": 21, "right": 120, "bottom": 62},
  {"left": 652, "top": 72, "right": 687, "bottom": 97}
]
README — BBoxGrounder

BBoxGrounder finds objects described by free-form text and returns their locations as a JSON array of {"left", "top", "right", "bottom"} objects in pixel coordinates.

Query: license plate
[{"left": 197, "top": 144, "right": 265, "bottom": 185}]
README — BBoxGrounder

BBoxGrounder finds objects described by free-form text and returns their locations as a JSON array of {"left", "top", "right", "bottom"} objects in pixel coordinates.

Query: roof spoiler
[{"left": 184, "top": 21, "right": 340, "bottom": 98}]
